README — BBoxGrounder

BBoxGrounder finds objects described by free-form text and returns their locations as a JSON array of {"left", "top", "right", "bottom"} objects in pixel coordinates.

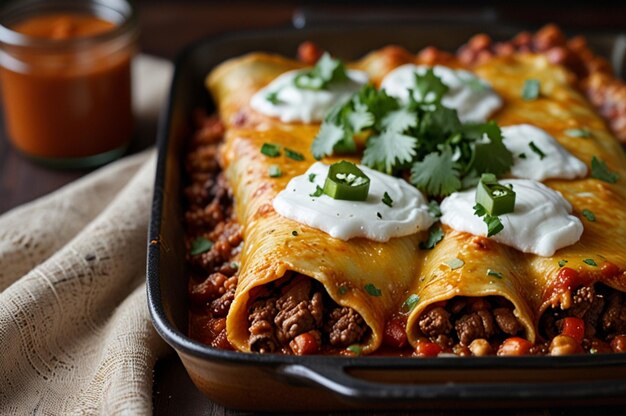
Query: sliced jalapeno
[
  {"left": 323, "top": 161, "right": 370, "bottom": 201},
  {"left": 475, "top": 173, "right": 515, "bottom": 216}
]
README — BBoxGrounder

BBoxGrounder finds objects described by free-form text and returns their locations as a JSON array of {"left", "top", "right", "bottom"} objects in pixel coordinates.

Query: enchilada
[{"left": 186, "top": 25, "right": 626, "bottom": 357}]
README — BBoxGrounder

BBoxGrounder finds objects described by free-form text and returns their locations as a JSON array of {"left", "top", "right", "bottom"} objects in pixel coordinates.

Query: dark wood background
[{"left": 1, "top": 2, "right": 625, "bottom": 415}]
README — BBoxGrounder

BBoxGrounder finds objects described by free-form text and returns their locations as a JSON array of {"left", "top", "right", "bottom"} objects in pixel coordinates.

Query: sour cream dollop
[
  {"left": 380, "top": 64, "right": 503, "bottom": 123},
  {"left": 273, "top": 162, "right": 435, "bottom": 241},
  {"left": 250, "top": 69, "right": 368, "bottom": 123},
  {"left": 503, "top": 124, "right": 588, "bottom": 181},
  {"left": 440, "top": 179, "right": 583, "bottom": 256}
]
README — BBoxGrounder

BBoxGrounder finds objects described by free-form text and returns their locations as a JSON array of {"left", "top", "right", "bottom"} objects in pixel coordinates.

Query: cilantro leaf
[
  {"left": 410, "top": 147, "right": 462, "bottom": 197},
  {"left": 348, "top": 102, "right": 375, "bottom": 132},
  {"left": 591, "top": 156, "right": 619, "bottom": 184},
  {"left": 428, "top": 200, "right": 442, "bottom": 218},
  {"left": 311, "top": 122, "right": 347, "bottom": 160},
  {"left": 464, "top": 121, "right": 513, "bottom": 176},
  {"left": 473, "top": 203, "right": 504, "bottom": 237},
  {"left": 419, "top": 225, "right": 444, "bottom": 250},
  {"left": 362, "top": 130, "right": 417, "bottom": 174},
  {"left": 381, "top": 108, "right": 417, "bottom": 133},
  {"left": 412, "top": 68, "right": 449, "bottom": 105},
  {"left": 294, "top": 52, "right": 348, "bottom": 90}
]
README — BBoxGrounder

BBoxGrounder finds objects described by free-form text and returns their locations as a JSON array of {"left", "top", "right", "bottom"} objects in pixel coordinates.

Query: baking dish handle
[{"left": 279, "top": 362, "right": 626, "bottom": 401}]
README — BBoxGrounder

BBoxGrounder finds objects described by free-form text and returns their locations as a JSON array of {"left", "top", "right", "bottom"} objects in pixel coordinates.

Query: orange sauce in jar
[{"left": 0, "top": 11, "right": 136, "bottom": 165}]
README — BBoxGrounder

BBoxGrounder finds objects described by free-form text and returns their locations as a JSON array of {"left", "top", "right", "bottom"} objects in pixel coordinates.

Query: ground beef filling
[
  {"left": 185, "top": 112, "right": 368, "bottom": 354},
  {"left": 541, "top": 284, "right": 626, "bottom": 353},
  {"left": 417, "top": 297, "right": 524, "bottom": 353},
  {"left": 248, "top": 275, "right": 368, "bottom": 354}
]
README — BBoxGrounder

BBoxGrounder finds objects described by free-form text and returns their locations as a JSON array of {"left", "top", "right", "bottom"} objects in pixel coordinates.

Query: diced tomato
[
  {"left": 554, "top": 267, "right": 579, "bottom": 293},
  {"left": 383, "top": 317, "right": 408, "bottom": 349},
  {"left": 497, "top": 337, "right": 533, "bottom": 356},
  {"left": 561, "top": 317, "right": 585, "bottom": 344},
  {"left": 414, "top": 340, "right": 442, "bottom": 357},
  {"left": 297, "top": 41, "right": 324, "bottom": 65},
  {"left": 290, "top": 332, "right": 319, "bottom": 355}
]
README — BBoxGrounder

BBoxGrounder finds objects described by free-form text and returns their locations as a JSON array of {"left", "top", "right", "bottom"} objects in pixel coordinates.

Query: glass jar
[{"left": 0, "top": 0, "right": 139, "bottom": 168}]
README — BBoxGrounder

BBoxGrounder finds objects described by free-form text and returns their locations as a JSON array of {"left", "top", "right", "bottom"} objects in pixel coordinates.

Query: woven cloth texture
[{"left": 0, "top": 55, "right": 173, "bottom": 415}]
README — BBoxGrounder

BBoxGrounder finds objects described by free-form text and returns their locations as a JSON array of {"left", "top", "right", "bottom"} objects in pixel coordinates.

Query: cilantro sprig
[
  {"left": 311, "top": 68, "right": 513, "bottom": 197},
  {"left": 294, "top": 52, "right": 349, "bottom": 91}
]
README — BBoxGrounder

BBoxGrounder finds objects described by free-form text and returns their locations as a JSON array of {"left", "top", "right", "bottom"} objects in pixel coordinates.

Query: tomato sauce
[{"left": 0, "top": 13, "right": 134, "bottom": 162}]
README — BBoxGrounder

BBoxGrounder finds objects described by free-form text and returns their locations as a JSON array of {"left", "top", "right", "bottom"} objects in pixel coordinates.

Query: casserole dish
[{"left": 147, "top": 23, "right": 626, "bottom": 411}]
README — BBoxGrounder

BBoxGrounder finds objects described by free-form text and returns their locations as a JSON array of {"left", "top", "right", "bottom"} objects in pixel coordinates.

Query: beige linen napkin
[{"left": 0, "top": 55, "right": 173, "bottom": 415}]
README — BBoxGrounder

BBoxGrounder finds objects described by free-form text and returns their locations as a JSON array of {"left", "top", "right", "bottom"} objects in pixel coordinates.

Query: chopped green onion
[
  {"left": 231, "top": 262, "right": 239, "bottom": 270},
  {"left": 582, "top": 209, "right": 596, "bottom": 222},
  {"left": 419, "top": 225, "right": 444, "bottom": 250},
  {"left": 445, "top": 258, "right": 465, "bottom": 270},
  {"left": 308, "top": 173, "right": 316, "bottom": 183},
  {"left": 591, "top": 156, "right": 619, "bottom": 184},
  {"left": 190, "top": 237, "right": 213, "bottom": 255},
  {"left": 529, "top": 141, "right": 546, "bottom": 160},
  {"left": 285, "top": 148, "right": 305, "bottom": 161},
  {"left": 364, "top": 283, "right": 382, "bottom": 297},
  {"left": 310, "top": 186, "right": 324, "bottom": 197},
  {"left": 583, "top": 258, "right": 598, "bottom": 267},
  {"left": 339, "top": 286, "right": 348, "bottom": 295},
  {"left": 565, "top": 128, "right": 591, "bottom": 138},
  {"left": 347, "top": 344, "right": 362, "bottom": 355},
  {"left": 522, "top": 79, "right": 540, "bottom": 100},
  {"left": 558, "top": 259, "right": 568, "bottom": 268},
  {"left": 266, "top": 91, "right": 282, "bottom": 105},
  {"left": 475, "top": 174, "right": 516, "bottom": 216},
  {"left": 261, "top": 143, "right": 280, "bottom": 157},
  {"left": 268, "top": 165, "right": 282, "bottom": 178},
  {"left": 382, "top": 192, "right": 393, "bottom": 207},
  {"left": 487, "top": 269, "right": 503, "bottom": 279},
  {"left": 323, "top": 161, "right": 371, "bottom": 201},
  {"left": 401, "top": 294, "right": 420, "bottom": 313}
]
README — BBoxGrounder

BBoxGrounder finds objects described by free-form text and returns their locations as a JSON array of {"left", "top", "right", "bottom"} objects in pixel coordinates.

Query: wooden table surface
[{"left": 1, "top": 2, "right": 625, "bottom": 415}]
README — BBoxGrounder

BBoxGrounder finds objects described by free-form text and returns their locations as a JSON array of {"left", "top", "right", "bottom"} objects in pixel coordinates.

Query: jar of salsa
[{"left": 0, "top": 0, "right": 138, "bottom": 168}]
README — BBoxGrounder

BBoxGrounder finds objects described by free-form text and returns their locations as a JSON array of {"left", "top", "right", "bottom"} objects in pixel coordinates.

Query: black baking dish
[{"left": 147, "top": 22, "right": 626, "bottom": 411}]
